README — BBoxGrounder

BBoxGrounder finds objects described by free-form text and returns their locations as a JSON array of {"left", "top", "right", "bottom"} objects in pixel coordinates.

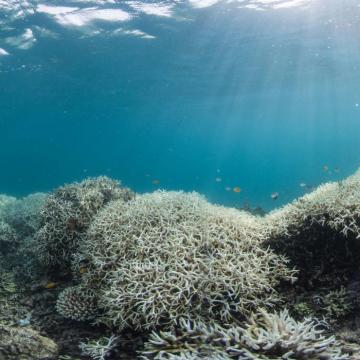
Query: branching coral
[
  {"left": 263, "top": 170, "right": 360, "bottom": 288},
  {"left": 56, "top": 285, "right": 99, "bottom": 321},
  {"left": 141, "top": 309, "right": 349, "bottom": 360},
  {"left": 0, "top": 221, "right": 18, "bottom": 255},
  {"left": 315, "top": 287, "right": 353, "bottom": 320},
  {"left": 3, "top": 193, "right": 47, "bottom": 238},
  {"left": 238, "top": 309, "right": 347, "bottom": 359},
  {"left": 79, "top": 335, "right": 119, "bottom": 360},
  {"left": 78, "top": 191, "right": 295, "bottom": 330},
  {"left": 34, "top": 176, "right": 134, "bottom": 272}
]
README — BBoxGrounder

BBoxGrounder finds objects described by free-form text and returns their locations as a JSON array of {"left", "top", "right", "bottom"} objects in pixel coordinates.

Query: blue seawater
[{"left": 1, "top": 0, "right": 360, "bottom": 210}]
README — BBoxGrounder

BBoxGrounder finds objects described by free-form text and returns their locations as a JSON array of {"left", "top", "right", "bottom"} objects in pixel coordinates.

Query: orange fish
[
  {"left": 152, "top": 179, "right": 160, "bottom": 185},
  {"left": 271, "top": 192, "right": 279, "bottom": 200},
  {"left": 233, "top": 187, "right": 241, "bottom": 193}
]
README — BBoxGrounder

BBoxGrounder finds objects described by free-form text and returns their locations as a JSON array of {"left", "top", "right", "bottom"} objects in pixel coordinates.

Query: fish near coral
[{"left": 44, "top": 282, "right": 57, "bottom": 289}]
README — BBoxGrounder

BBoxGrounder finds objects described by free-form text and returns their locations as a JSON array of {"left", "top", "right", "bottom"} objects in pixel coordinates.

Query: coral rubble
[{"left": 0, "top": 325, "right": 58, "bottom": 359}]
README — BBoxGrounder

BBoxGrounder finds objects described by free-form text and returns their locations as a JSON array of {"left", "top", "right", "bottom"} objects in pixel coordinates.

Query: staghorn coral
[
  {"left": 34, "top": 176, "right": 134, "bottom": 272},
  {"left": 56, "top": 285, "right": 99, "bottom": 321},
  {"left": 79, "top": 335, "right": 119, "bottom": 360},
  {"left": 238, "top": 309, "right": 347, "bottom": 359},
  {"left": 265, "top": 169, "right": 360, "bottom": 238},
  {"left": 78, "top": 191, "right": 295, "bottom": 331},
  {"left": 141, "top": 309, "right": 349, "bottom": 360},
  {"left": 264, "top": 170, "right": 360, "bottom": 288}
]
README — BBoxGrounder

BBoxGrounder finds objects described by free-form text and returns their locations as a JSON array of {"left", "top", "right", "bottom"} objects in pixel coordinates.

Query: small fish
[
  {"left": 18, "top": 318, "right": 31, "bottom": 327},
  {"left": 271, "top": 192, "right": 279, "bottom": 200},
  {"left": 323, "top": 165, "right": 329, "bottom": 172},
  {"left": 233, "top": 187, "right": 241, "bottom": 193},
  {"left": 299, "top": 183, "right": 306, "bottom": 188},
  {"left": 216, "top": 168, "right": 221, "bottom": 173},
  {"left": 44, "top": 282, "right": 56, "bottom": 289},
  {"left": 215, "top": 177, "right": 222, "bottom": 183},
  {"left": 225, "top": 186, "right": 232, "bottom": 192},
  {"left": 334, "top": 167, "right": 340, "bottom": 173},
  {"left": 79, "top": 266, "right": 88, "bottom": 274},
  {"left": 152, "top": 179, "right": 160, "bottom": 185}
]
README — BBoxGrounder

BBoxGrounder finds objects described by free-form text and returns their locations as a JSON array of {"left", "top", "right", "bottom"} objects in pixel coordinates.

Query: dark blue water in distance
[{"left": 1, "top": 0, "right": 360, "bottom": 211}]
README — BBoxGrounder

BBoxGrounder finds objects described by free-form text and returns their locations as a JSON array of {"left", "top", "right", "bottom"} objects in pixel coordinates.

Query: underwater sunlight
[{"left": 1, "top": 0, "right": 360, "bottom": 359}]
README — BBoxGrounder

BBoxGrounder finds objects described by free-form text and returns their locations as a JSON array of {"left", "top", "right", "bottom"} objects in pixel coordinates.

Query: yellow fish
[
  {"left": 44, "top": 282, "right": 56, "bottom": 289},
  {"left": 233, "top": 187, "right": 241, "bottom": 193},
  {"left": 79, "top": 266, "right": 88, "bottom": 274},
  {"left": 152, "top": 179, "right": 160, "bottom": 185}
]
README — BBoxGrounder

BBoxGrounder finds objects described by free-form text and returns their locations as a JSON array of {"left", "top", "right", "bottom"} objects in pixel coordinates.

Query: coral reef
[
  {"left": 34, "top": 177, "right": 134, "bottom": 272},
  {"left": 1, "top": 169, "right": 360, "bottom": 358},
  {"left": 141, "top": 309, "right": 348, "bottom": 359},
  {"left": 75, "top": 191, "right": 294, "bottom": 330}
]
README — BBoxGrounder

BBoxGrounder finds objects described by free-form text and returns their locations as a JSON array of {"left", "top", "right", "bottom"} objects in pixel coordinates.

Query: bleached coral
[
  {"left": 79, "top": 335, "right": 119, "bottom": 360},
  {"left": 238, "top": 309, "right": 347, "bottom": 359},
  {"left": 263, "top": 170, "right": 360, "bottom": 287},
  {"left": 79, "top": 191, "right": 295, "bottom": 330},
  {"left": 0, "top": 221, "right": 17, "bottom": 255},
  {"left": 3, "top": 193, "right": 47, "bottom": 238},
  {"left": 56, "top": 285, "right": 98, "bottom": 321},
  {"left": 0, "top": 195, "right": 16, "bottom": 220},
  {"left": 34, "top": 177, "right": 134, "bottom": 271},
  {"left": 265, "top": 169, "right": 360, "bottom": 238},
  {"left": 141, "top": 309, "right": 349, "bottom": 360}
]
